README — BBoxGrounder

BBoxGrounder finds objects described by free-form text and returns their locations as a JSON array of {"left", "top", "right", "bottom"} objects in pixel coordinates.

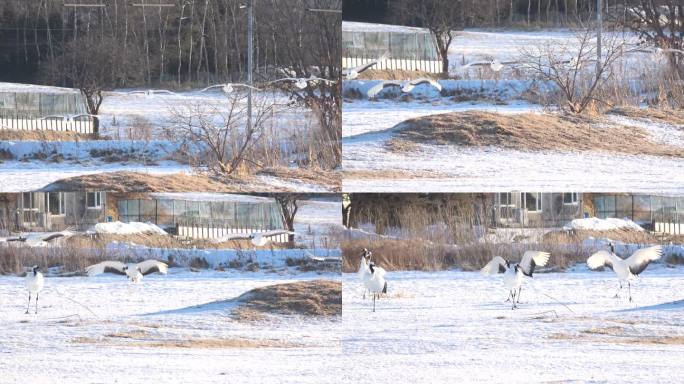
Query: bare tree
[
  {"left": 625, "top": 1, "right": 684, "bottom": 74},
  {"left": 41, "top": 37, "right": 131, "bottom": 117},
  {"left": 392, "top": 0, "right": 465, "bottom": 74},
  {"left": 519, "top": 29, "right": 624, "bottom": 113},
  {"left": 167, "top": 92, "right": 275, "bottom": 175},
  {"left": 274, "top": 193, "right": 306, "bottom": 244},
  {"left": 260, "top": 0, "right": 342, "bottom": 168}
]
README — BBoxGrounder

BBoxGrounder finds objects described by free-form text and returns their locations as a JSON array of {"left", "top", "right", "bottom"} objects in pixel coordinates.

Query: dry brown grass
[
  {"left": 257, "top": 166, "right": 341, "bottom": 192},
  {"left": 388, "top": 111, "right": 684, "bottom": 157},
  {"left": 234, "top": 280, "right": 341, "bottom": 318},
  {"left": 356, "top": 69, "right": 442, "bottom": 81},
  {"left": 0, "top": 129, "right": 98, "bottom": 141},
  {"left": 0, "top": 243, "right": 106, "bottom": 275},
  {"left": 549, "top": 327, "right": 684, "bottom": 345},
  {"left": 542, "top": 228, "right": 657, "bottom": 245},
  {"left": 342, "top": 235, "right": 596, "bottom": 273},
  {"left": 61, "top": 232, "right": 287, "bottom": 252},
  {"left": 43, "top": 171, "right": 252, "bottom": 192},
  {"left": 45, "top": 168, "right": 339, "bottom": 193},
  {"left": 72, "top": 334, "right": 297, "bottom": 348},
  {"left": 343, "top": 168, "right": 446, "bottom": 180},
  {"left": 610, "top": 106, "right": 684, "bottom": 126}
]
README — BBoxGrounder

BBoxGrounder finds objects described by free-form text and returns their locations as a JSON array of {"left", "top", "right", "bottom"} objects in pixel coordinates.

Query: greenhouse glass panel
[
  {"left": 139, "top": 200, "right": 156, "bottom": 223},
  {"left": 173, "top": 200, "right": 187, "bottom": 217},
  {"left": 157, "top": 199, "right": 174, "bottom": 226}
]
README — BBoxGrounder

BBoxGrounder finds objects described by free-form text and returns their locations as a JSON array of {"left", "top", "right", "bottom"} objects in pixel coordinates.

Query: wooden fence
[
  {"left": 176, "top": 219, "right": 288, "bottom": 243},
  {"left": 0, "top": 114, "right": 95, "bottom": 134},
  {"left": 654, "top": 221, "right": 683, "bottom": 235},
  {"left": 343, "top": 56, "right": 443, "bottom": 74}
]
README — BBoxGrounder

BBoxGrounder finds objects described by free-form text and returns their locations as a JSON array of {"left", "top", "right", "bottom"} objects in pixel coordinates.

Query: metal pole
[
  {"left": 247, "top": 0, "right": 253, "bottom": 133},
  {"left": 596, "top": 0, "right": 602, "bottom": 80}
]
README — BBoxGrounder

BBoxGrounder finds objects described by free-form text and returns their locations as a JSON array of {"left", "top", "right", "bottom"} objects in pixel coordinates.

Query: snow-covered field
[
  {"left": 98, "top": 89, "right": 310, "bottom": 140},
  {"left": 342, "top": 25, "right": 684, "bottom": 193},
  {"left": 0, "top": 270, "right": 341, "bottom": 384},
  {"left": 342, "top": 266, "right": 684, "bottom": 383},
  {"left": 343, "top": 100, "right": 684, "bottom": 193},
  {"left": 0, "top": 86, "right": 332, "bottom": 193}
]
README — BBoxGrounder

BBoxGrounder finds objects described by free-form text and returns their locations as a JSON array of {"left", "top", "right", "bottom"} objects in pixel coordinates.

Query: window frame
[
  {"left": 47, "top": 192, "right": 66, "bottom": 216},
  {"left": 563, "top": 192, "right": 579, "bottom": 206},
  {"left": 498, "top": 192, "right": 515, "bottom": 207},
  {"left": 522, "top": 192, "right": 542, "bottom": 212},
  {"left": 86, "top": 192, "right": 102, "bottom": 209}
]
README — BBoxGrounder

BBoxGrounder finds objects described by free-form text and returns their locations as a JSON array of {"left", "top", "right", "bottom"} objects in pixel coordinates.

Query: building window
[
  {"left": 48, "top": 192, "right": 66, "bottom": 215},
  {"left": 87, "top": 192, "right": 102, "bottom": 209},
  {"left": 523, "top": 192, "right": 542, "bottom": 212},
  {"left": 21, "top": 192, "right": 39, "bottom": 224},
  {"left": 563, "top": 192, "right": 579, "bottom": 205},
  {"left": 22, "top": 192, "right": 37, "bottom": 210},
  {"left": 498, "top": 192, "right": 514, "bottom": 207}
]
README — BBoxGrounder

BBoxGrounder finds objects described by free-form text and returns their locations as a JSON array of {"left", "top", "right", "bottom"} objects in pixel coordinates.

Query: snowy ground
[
  {"left": 0, "top": 87, "right": 332, "bottom": 193},
  {"left": 342, "top": 100, "right": 684, "bottom": 193},
  {"left": 0, "top": 270, "right": 341, "bottom": 384},
  {"left": 294, "top": 195, "right": 343, "bottom": 249},
  {"left": 342, "top": 266, "right": 684, "bottom": 383},
  {"left": 98, "top": 89, "right": 311, "bottom": 140},
  {"left": 344, "top": 22, "right": 659, "bottom": 80}
]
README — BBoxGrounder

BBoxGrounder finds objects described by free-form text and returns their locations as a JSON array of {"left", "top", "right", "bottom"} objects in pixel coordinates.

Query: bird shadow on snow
[{"left": 617, "top": 299, "right": 684, "bottom": 313}]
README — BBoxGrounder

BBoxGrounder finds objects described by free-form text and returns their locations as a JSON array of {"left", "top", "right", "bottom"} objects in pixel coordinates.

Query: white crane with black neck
[
  {"left": 586, "top": 242, "right": 662, "bottom": 302},
  {"left": 25, "top": 265, "right": 44, "bottom": 314}
]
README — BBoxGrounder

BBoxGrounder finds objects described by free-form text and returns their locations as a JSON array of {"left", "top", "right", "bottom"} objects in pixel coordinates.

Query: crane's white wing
[
  {"left": 402, "top": 78, "right": 442, "bottom": 93},
  {"left": 346, "top": 51, "right": 389, "bottom": 75},
  {"left": 214, "top": 233, "right": 252, "bottom": 242},
  {"left": 86, "top": 261, "right": 126, "bottom": 276},
  {"left": 586, "top": 250, "right": 614, "bottom": 270},
  {"left": 259, "top": 229, "right": 295, "bottom": 238},
  {"left": 199, "top": 84, "right": 224, "bottom": 92},
  {"left": 367, "top": 81, "right": 402, "bottom": 98},
  {"left": 136, "top": 260, "right": 168, "bottom": 276},
  {"left": 480, "top": 256, "right": 508, "bottom": 275},
  {"left": 357, "top": 256, "right": 369, "bottom": 281},
  {"left": 519, "top": 251, "right": 550, "bottom": 277},
  {"left": 626, "top": 246, "right": 662, "bottom": 275},
  {"left": 251, "top": 233, "right": 269, "bottom": 247},
  {"left": 371, "top": 265, "right": 387, "bottom": 279}
]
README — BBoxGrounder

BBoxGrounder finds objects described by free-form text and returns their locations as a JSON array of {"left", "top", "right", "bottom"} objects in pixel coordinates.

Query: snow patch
[
  {"left": 93, "top": 221, "right": 168, "bottom": 236},
  {"left": 563, "top": 217, "right": 644, "bottom": 232}
]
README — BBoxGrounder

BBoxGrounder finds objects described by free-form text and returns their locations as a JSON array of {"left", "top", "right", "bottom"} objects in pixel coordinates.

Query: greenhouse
[
  {"left": 0, "top": 82, "right": 95, "bottom": 133},
  {"left": 342, "top": 21, "right": 442, "bottom": 73},
  {"left": 115, "top": 193, "right": 287, "bottom": 240}
]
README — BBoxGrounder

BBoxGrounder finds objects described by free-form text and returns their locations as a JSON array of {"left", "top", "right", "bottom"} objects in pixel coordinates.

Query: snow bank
[
  {"left": 563, "top": 217, "right": 644, "bottom": 232},
  {"left": 105, "top": 242, "right": 340, "bottom": 268},
  {"left": 343, "top": 79, "right": 552, "bottom": 101},
  {"left": 93, "top": 221, "right": 168, "bottom": 236}
]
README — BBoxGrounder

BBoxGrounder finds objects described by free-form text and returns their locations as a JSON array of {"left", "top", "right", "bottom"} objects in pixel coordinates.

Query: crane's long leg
[
  {"left": 516, "top": 287, "right": 522, "bottom": 304},
  {"left": 511, "top": 290, "right": 517, "bottom": 310},
  {"left": 613, "top": 282, "right": 623, "bottom": 298},
  {"left": 25, "top": 293, "right": 31, "bottom": 314},
  {"left": 628, "top": 282, "right": 632, "bottom": 303},
  {"left": 373, "top": 293, "right": 376, "bottom": 312},
  {"left": 35, "top": 292, "right": 39, "bottom": 314}
]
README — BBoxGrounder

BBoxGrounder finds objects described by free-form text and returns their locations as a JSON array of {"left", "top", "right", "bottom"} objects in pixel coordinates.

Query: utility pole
[
  {"left": 247, "top": 0, "right": 253, "bottom": 132},
  {"left": 596, "top": 0, "right": 602, "bottom": 80}
]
